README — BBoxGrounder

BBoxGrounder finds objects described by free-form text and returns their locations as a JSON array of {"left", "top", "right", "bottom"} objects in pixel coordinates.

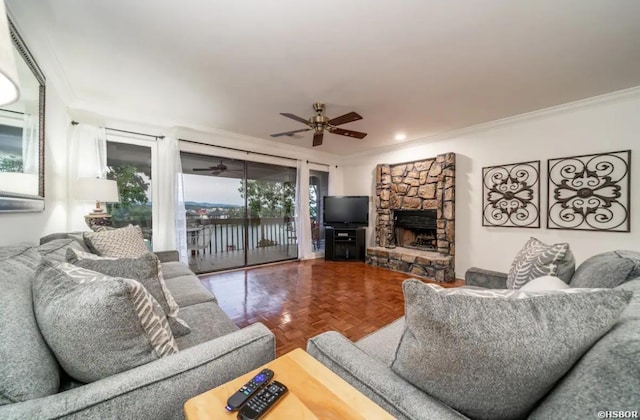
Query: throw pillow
[
  {"left": 570, "top": 250, "right": 640, "bottom": 288},
  {"left": 507, "top": 237, "right": 575, "bottom": 289},
  {"left": 529, "top": 279, "right": 640, "bottom": 419},
  {"left": 520, "top": 275, "right": 571, "bottom": 291},
  {"left": 35, "top": 238, "right": 87, "bottom": 262},
  {"left": 33, "top": 260, "right": 178, "bottom": 383},
  {"left": 66, "top": 248, "right": 191, "bottom": 337},
  {"left": 0, "top": 247, "right": 59, "bottom": 405},
  {"left": 391, "top": 279, "right": 631, "bottom": 420},
  {"left": 83, "top": 224, "right": 148, "bottom": 258}
]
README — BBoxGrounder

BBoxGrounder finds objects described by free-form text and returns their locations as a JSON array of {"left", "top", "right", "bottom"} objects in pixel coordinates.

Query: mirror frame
[{"left": 0, "top": 16, "right": 46, "bottom": 212}]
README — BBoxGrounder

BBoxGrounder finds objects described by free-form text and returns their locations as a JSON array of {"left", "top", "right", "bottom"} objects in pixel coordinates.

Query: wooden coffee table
[{"left": 184, "top": 348, "right": 393, "bottom": 419}]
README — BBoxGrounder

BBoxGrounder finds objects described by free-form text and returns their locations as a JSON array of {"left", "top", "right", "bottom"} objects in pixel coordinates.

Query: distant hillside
[{"left": 184, "top": 201, "right": 243, "bottom": 209}]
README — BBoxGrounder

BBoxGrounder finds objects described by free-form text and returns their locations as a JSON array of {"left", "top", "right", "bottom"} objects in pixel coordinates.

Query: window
[{"left": 106, "top": 139, "right": 154, "bottom": 248}]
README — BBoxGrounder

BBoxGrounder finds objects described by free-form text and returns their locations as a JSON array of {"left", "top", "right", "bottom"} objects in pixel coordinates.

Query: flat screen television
[{"left": 323, "top": 195, "right": 369, "bottom": 227}]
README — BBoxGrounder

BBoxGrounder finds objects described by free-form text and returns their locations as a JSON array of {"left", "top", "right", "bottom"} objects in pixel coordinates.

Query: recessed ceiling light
[{"left": 394, "top": 133, "right": 407, "bottom": 141}]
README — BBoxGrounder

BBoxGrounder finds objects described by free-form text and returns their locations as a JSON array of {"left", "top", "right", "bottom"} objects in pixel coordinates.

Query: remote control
[
  {"left": 237, "top": 381, "right": 288, "bottom": 420},
  {"left": 225, "top": 369, "right": 274, "bottom": 411}
]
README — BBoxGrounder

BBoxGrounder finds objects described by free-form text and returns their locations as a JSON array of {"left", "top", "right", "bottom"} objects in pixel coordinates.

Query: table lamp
[{"left": 77, "top": 177, "right": 120, "bottom": 230}]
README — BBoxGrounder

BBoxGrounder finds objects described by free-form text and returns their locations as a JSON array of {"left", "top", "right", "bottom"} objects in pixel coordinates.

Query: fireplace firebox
[{"left": 393, "top": 209, "right": 437, "bottom": 251}]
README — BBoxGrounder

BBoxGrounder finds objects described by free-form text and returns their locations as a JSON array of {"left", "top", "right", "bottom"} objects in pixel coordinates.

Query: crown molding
[{"left": 343, "top": 85, "right": 640, "bottom": 162}]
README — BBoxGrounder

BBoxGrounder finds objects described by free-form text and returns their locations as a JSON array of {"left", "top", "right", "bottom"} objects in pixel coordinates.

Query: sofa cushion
[
  {"left": 0, "top": 247, "right": 59, "bottom": 406},
  {"left": 391, "top": 279, "right": 631, "bottom": 420},
  {"left": 356, "top": 317, "right": 405, "bottom": 367},
  {"left": 161, "top": 261, "right": 195, "bottom": 280},
  {"left": 84, "top": 225, "right": 148, "bottom": 258},
  {"left": 67, "top": 249, "right": 191, "bottom": 337},
  {"left": 570, "top": 250, "right": 640, "bottom": 288},
  {"left": 33, "top": 261, "right": 178, "bottom": 383},
  {"left": 174, "top": 302, "right": 239, "bottom": 350},
  {"left": 165, "top": 274, "right": 217, "bottom": 306},
  {"left": 507, "top": 237, "right": 575, "bottom": 289},
  {"left": 35, "top": 238, "right": 87, "bottom": 263},
  {"left": 308, "top": 331, "right": 466, "bottom": 420},
  {"left": 530, "top": 278, "right": 640, "bottom": 419}
]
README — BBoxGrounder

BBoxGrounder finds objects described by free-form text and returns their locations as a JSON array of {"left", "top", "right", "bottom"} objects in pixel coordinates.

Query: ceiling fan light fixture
[
  {"left": 271, "top": 103, "right": 367, "bottom": 147},
  {"left": 394, "top": 133, "right": 407, "bottom": 141}
]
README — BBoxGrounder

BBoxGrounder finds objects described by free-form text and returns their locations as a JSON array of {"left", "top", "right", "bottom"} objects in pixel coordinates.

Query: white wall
[
  {"left": 341, "top": 90, "right": 640, "bottom": 278},
  {"left": 0, "top": 84, "right": 70, "bottom": 246}
]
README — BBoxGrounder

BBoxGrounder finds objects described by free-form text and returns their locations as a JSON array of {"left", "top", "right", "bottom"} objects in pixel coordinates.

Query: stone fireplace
[{"left": 366, "top": 152, "right": 455, "bottom": 282}]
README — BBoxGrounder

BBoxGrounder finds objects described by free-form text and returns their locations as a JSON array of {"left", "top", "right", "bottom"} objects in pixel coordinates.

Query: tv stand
[{"left": 325, "top": 227, "right": 366, "bottom": 262}]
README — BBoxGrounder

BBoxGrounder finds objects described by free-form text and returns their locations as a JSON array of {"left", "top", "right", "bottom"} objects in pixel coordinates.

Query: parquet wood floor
[{"left": 199, "top": 259, "right": 464, "bottom": 356}]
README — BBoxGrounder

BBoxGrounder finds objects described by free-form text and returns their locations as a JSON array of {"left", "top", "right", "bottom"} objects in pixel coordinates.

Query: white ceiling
[{"left": 7, "top": 0, "right": 640, "bottom": 155}]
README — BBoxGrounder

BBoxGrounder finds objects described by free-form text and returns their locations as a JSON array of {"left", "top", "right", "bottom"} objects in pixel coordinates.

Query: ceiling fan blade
[
  {"left": 280, "top": 113, "right": 310, "bottom": 125},
  {"left": 328, "top": 111, "right": 362, "bottom": 126},
  {"left": 270, "top": 128, "right": 312, "bottom": 137},
  {"left": 331, "top": 127, "right": 367, "bottom": 139},
  {"left": 312, "top": 132, "right": 324, "bottom": 147},
  {"left": 192, "top": 167, "right": 214, "bottom": 171}
]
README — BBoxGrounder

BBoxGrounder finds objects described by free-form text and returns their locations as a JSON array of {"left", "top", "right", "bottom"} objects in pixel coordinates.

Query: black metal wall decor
[
  {"left": 547, "top": 150, "right": 631, "bottom": 232},
  {"left": 482, "top": 160, "right": 540, "bottom": 228}
]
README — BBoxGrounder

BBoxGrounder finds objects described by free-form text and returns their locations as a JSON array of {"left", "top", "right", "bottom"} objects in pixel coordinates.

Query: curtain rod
[
  {"left": 71, "top": 121, "right": 164, "bottom": 140},
  {"left": 178, "top": 138, "right": 334, "bottom": 167}
]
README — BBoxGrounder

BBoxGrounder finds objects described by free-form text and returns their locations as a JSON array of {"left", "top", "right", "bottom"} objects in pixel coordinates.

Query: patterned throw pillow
[
  {"left": 507, "top": 237, "right": 574, "bottom": 289},
  {"left": 33, "top": 260, "right": 178, "bottom": 383},
  {"left": 84, "top": 224, "right": 148, "bottom": 258},
  {"left": 66, "top": 248, "right": 191, "bottom": 337},
  {"left": 391, "top": 279, "right": 632, "bottom": 420}
]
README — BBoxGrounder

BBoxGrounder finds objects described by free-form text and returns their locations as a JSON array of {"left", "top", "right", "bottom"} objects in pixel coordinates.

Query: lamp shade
[
  {"left": 76, "top": 178, "right": 120, "bottom": 203},
  {"left": 0, "top": 1, "right": 19, "bottom": 106}
]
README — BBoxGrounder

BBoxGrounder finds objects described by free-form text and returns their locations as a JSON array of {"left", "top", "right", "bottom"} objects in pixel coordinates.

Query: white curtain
[
  {"left": 328, "top": 164, "right": 344, "bottom": 195},
  {"left": 68, "top": 124, "right": 108, "bottom": 181},
  {"left": 156, "top": 137, "right": 187, "bottom": 262},
  {"left": 296, "top": 160, "right": 313, "bottom": 260},
  {"left": 21, "top": 113, "right": 38, "bottom": 175},
  {"left": 176, "top": 172, "right": 188, "bottom": 263},
  {"left": 67, "top": 124, "right": 107, "bottom": 231}
]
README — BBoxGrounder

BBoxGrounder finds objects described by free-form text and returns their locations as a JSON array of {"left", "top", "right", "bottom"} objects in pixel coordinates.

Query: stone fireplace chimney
[{"left": 367, "top": 152, "right": 455, "bottom": 281}]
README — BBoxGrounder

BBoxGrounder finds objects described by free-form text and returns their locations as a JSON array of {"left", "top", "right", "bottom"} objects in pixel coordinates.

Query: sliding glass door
[
  {"left": 245, "top": 161, "right": 297, "bottom": 266},
  {"left": 309, "top": 169, "right": 329, "bottom": 256},
  {"left": 180, "top": 152, "right": 297, "bottom": 273}
]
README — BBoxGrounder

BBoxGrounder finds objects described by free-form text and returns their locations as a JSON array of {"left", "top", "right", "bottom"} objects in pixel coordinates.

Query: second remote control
[
  {"left": 237, "top": 381, "right": 288, "bottom": 420},
  {"left": 225, "top": 369, "right": 274, "bottom": 411}
]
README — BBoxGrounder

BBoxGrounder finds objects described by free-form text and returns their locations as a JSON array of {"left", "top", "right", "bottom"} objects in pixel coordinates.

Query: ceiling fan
[
  {"left": 192, "top": 160, "right": 237, "bottom": 176},
  {"left": 270, "top": 102, "right": 367, "bottom": 146}
]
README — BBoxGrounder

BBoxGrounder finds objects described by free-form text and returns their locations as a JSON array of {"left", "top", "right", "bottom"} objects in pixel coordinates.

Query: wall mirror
[{"left": 0, "top": 16, "right": 45, "bottom": 212}]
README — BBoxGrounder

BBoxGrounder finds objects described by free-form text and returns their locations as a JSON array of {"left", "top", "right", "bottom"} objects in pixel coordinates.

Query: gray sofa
[
  {"left": 0, "top": 233, "right": 276, "bottom": 419},
  {"left": 307, "top": 251, "right": 640, "bottom": 419}
]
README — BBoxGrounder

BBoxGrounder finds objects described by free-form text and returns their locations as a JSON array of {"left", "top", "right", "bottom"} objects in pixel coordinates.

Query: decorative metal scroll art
[
  {"left": 548, "top": 150, "right": 631, "bottom": 232},
  {"left": 482, "top": 161, "right": 540, "bottom": 228}
]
